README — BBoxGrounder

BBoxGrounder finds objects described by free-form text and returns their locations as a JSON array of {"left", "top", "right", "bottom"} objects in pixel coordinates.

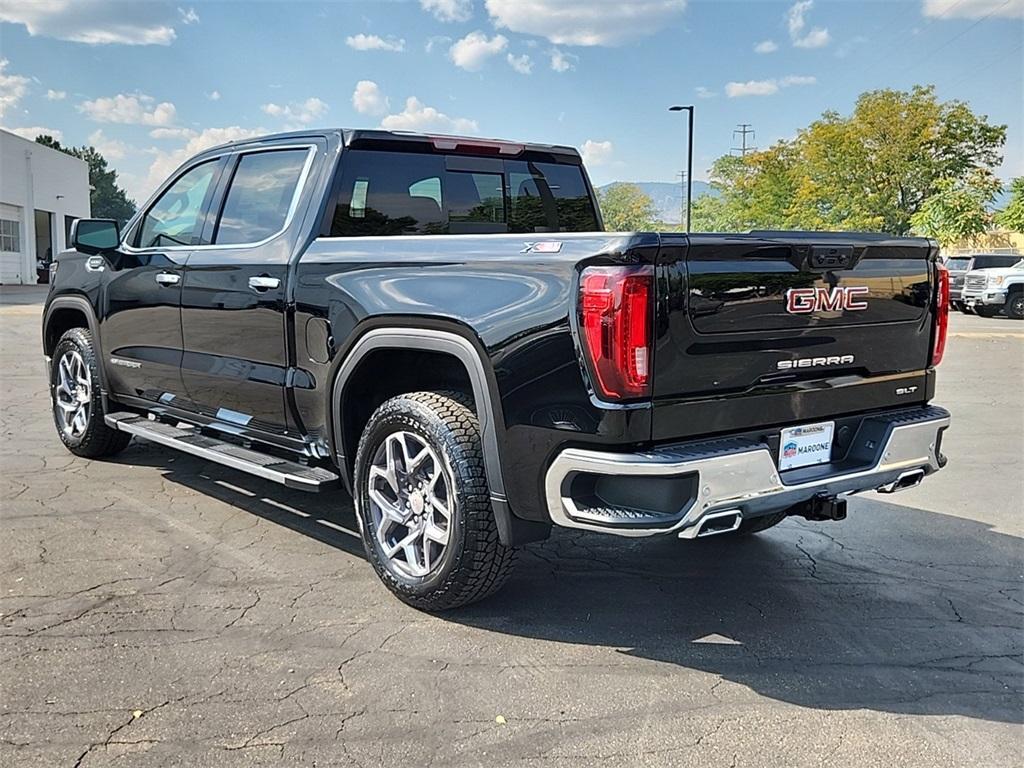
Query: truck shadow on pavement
[{"left": 122, "top": 446, "right": 1023, "bottom": 725}]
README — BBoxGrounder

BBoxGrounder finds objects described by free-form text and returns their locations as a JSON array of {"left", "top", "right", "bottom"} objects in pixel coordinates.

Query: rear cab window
[
  {"left": 328, "top": 148, "right": 598, "bottom": 237},
  {"left": 214, "top": 148, "right": 311, "bottom": 245}
]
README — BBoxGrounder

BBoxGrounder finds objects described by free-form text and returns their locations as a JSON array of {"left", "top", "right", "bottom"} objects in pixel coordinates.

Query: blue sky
[{"left": 1, "top": 0, "right": 1021, "bottom": 204}]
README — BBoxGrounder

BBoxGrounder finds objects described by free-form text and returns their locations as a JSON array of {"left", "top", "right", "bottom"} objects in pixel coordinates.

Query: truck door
[
  {"left": 179, "top": 142, "right": 320, "bottom": 434},
  {"left": 102, "top": 157, "right": 223, "bottom": 404}
]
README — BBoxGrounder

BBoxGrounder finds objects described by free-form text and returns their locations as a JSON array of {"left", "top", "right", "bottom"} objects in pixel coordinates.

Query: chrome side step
[{"left": 105, "top": 412, "right": 339, "bottom": 492}]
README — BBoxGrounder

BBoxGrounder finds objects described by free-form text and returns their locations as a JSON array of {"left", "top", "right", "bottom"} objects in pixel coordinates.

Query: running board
[{"left": 105, "top": 412, "right": 338, "bottom": 492}]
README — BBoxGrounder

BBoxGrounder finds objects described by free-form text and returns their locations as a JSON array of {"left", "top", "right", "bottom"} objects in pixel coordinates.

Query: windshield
[{"left": 944, "top": 258, "right": 971, "bottom": 271}]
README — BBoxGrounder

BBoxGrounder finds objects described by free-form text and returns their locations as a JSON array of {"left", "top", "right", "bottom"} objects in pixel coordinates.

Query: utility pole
[
  {"left": 732, "top": 123, "right": 756, "bottom": 156},
  {"left": 677, "top": 170, "right": 686, "bottom": 227}
]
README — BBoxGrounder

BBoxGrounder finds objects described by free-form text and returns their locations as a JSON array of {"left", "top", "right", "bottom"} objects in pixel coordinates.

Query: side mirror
[{"left": 71, "top": 218, "right": 120, "bottom": 255}]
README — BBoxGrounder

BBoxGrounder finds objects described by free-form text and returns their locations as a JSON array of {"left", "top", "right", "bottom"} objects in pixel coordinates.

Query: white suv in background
[{"left": 961, "top": 259, "right": 1024, "bottom": 319}]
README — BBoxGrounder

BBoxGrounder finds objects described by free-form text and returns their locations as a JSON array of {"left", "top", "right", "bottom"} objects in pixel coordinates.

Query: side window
[
  {"left": 507, "top": 161, "right": 599, "bottom": 233},
  {"left": 214, "top": 149, "right": 309, "bottom": 245},
  {"left": 136, "top": 160, "right": 218, "bottom": 248},
  {"left": 331, "top": 150, "right": 446, "bottom": 236}
]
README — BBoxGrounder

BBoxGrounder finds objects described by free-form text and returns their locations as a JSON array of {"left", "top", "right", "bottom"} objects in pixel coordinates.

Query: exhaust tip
[
  {"left": 877, "top": 468, "right": 926, "bottom": 494},
  {"left": 680, "top": 509, "right": 743, "bottom": 539}
]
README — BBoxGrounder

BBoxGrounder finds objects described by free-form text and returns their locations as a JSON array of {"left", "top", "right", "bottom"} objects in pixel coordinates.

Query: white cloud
[
  {"left": 178, "top": 6, "right": 199, "bottom": 24},
  {"left": 922, "top": 0, "right": 1024, "bottom": 18},
  {"left": 87, "top": 129, "right": 130, "bottom": 160},
  {"left": 580, "top": 139, "right": 613, "bottom": 166},
  {"left": 0, "top": 0, "right": 183, "bottom": 46},
  {"left": 0, "top": 59, "right": 30, "bottom": 120},
  {"left": 261, "top": 97, "right": 328, "bottom": 128},
  {"left": 420, "top": 0, "right": 473, "bottom": 22},
  {"left": 754, "top": 39, "right": 778, "bottom": 53},
  {"left": 787, "top": 1, "right": 830, "bottom": 48},
  {"left": 352, "top": 80, "right": 389, "bottom": 116},
  {"left": 78, "top": 93, "right": 177, "bottom": 125},
  {"left": 485, "top": 0, "right": 687, "bottom": 46},
  {"left": 726, "top": 75, "right": 816, "bottom": 97},
  {"left": 149, "top": 127, "right": 197, "bottom": 140},
  {"left": 449, "top": 31, "right": 508, "bottom": 70},
  {"left": 695, "top": 86, "right": 715, "bottom": 98},
  {"left": 45, "top": 88, "right": 67, "bottom": 101},
  {"left": 550, "top": 48, "right": 577, "bottom": 72},
  {"left": 3, "top": 126, "right": 63, "bottom": 142},
  {"left": 381, "top": 97, "right": 478, "bottom": 134},
  {"left": 507, "top": 53, "right": 533, "bottom": 74},
  {"left": 425, "top": 35, "right": 452, "bottom": 53},
  {"left": 205, "top": 90, "right": 221, "bottom": 101},
  {"left": 346, "top": 33, "right": 406, "bottom": 52},
  {"left": 726, "top": 80, "right": 780, "bottom": 98}
]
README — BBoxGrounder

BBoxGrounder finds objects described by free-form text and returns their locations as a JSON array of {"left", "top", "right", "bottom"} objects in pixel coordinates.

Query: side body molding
[{"left": 331, "top": 328, "right": 507, "bottom": 504}]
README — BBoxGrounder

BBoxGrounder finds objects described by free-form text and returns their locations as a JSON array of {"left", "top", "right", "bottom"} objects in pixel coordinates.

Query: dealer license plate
[{"left": 778, "top": 421, "right": 835, "bottom": 471}]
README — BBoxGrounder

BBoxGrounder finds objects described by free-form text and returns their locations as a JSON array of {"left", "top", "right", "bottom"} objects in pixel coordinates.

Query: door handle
[
  {"left": 248, "top": 275, "right": 281, "bottom": 291},
  {"left": 155, "top": 272, "right": 181, "bottom": 286}
]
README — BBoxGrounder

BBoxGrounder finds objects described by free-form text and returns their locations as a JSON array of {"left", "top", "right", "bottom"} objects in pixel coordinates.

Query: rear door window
[
  {"left": 214, "top": 149, "right": 310, "bottom": 245},
  {"left": 328, "top": 149, "right": 598, "bottom": 237}
]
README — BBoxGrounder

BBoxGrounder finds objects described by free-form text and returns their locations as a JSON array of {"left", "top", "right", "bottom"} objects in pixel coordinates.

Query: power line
[{"left": 731, "top": 124, "right": 756, "bottom": 156}]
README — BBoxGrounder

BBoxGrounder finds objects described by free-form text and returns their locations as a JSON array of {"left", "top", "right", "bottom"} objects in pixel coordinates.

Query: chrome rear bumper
[{"left": 544, "top": 406, "right": 950, "bottom": 538}]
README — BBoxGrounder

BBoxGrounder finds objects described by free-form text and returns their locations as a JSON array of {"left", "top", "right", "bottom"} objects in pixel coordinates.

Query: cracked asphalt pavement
[{"left": 1, "top": 285, "right": 1021, "bottom": 766}]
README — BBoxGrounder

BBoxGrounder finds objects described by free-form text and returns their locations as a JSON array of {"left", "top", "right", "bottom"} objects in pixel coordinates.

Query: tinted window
[
  {"left": 944, "top": 258, "right": 971, "bottom": 271},
  {"left": 973, "top": 255, "right": 1020, "bottom": 269},
  {"left": 137, "top": 160, "right": 218, "bottom": 248},
  {"left": 329, "top": 150, "right": 598, "bottom": 237},
  {"left": 215, "top": 149, "right": 308, "bottom": 245}
]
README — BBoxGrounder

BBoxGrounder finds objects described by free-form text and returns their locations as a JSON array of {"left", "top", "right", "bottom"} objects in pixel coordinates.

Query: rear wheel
[
  {"left": 50, "top": 328, "right": 131, "bottom": 458},
  {"left": 353, "top": 391, "right": 516, "bottom": 611},
  {"left": 1006, "top": 292, "right": 1024, "bottom": 320}
]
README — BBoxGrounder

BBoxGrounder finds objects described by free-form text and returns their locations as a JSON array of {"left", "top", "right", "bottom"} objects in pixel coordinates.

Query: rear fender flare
[{"left": 330, "top": 327, "right": 507, "bottom": 504}]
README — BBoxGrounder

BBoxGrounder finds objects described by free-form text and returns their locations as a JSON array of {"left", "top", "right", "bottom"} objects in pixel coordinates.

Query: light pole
[{"left": 668, "top": 105, "right": 694, "bottom": 234}]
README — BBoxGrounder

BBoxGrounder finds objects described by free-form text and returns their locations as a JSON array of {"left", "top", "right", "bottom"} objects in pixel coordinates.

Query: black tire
[
  {"left": 353, "top": 391, "right": 516, "bottom": 611},
  {"left": 50, "top": 327, "right": 132, "bottom": 458},
  {"left": 1006, "top": 291, "right": 1024, "bottom": 320},
  {"left": 735, "top": 510, "right": 788, "bottom": 535},
  {"left": 974, "top": 305, "right": 1000, "bottom": 318}
]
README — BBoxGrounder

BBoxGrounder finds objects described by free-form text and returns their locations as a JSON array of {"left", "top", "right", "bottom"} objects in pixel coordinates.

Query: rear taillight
[
  {"left": 579, "top": 265, "right": 653, "bottom": 400},
  {"left": 932, "top": 263, "right": 950, "bottom": 366}
]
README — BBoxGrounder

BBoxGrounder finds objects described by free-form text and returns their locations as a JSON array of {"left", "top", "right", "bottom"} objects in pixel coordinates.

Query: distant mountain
[{"left": 598, "top": 181, "right": 717, "bottom": 224}]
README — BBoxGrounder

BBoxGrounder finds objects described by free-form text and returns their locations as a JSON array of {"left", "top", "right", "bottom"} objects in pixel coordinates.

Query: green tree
[
  {"left": 36, "top": 135, "right": 136, "bottom": 225},
  {"left": 696, "top": 85, "right": 1006, "bottom": 236},
  {"left": 996, "top": 178, "right": 1024, "bottom": 233},
  {"left": 598, "top": 183, "right": 659, "bottom": 231},
  {"left": 909, "top": 172, "right": 1000, "bottom": 246}
]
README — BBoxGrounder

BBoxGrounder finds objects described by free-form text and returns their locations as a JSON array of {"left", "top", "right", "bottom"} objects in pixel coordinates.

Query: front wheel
[
  {"left": 50, "top": 327, "right": 131, "bottom": 458},
  {"left": 1006, "top": 292, "right": 1024, "bottom": 320},
  {"left": 353, "top": 391, "right": 516, "bottom": 611},
  {"left": 974, "top": 305, "right": 1000, "bottom": 318}
]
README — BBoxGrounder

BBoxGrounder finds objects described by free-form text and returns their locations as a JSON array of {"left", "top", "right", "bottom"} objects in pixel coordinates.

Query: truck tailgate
[{"left": 652, "top": 232, "right": 938, "bottom": 441}]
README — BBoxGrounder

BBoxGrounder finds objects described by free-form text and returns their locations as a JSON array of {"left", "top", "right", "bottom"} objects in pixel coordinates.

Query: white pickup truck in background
[{"left": 960, "top": 259, "right": 1024, "bottom": 319}]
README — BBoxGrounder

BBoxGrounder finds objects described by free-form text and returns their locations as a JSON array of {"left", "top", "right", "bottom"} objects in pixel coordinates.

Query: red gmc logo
[{"left": 786, "top": 286, "right": 870, "bottom": 314}]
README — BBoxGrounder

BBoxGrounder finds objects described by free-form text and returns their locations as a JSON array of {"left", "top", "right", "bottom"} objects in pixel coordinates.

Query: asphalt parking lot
[{"left": 2, "top": 285, "right": 1021, "bottom": 767}]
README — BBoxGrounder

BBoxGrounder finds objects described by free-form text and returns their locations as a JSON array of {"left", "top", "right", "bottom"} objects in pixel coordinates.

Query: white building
[{"left": 0, "top": 129, "right": 91, "bottom": 285}]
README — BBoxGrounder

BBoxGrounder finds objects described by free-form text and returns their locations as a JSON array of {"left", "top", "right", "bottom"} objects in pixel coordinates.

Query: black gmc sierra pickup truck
[{"left": 44, "top": 129, "right": 951, "bottom": 610}]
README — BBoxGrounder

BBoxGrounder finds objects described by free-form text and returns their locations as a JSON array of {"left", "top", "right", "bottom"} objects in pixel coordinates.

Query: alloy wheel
[
  {"left": 367, "top": 430, "right": 453, "bottom": 579},
  {"left": 54, "top": 349, "right": 92, "bottom": 438}
]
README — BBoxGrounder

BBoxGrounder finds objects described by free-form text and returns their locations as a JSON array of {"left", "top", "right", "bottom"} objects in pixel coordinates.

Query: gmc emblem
[{"left": 786, "top": 286, "right": 870, "bottom": 314}]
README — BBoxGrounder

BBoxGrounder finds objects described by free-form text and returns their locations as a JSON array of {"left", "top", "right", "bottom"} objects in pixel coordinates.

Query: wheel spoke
[
  {"left": 423, "top": 519, "right": 449, "bottom": 547},
  {"left": 72, "top": 406, "right": 88, "bottom": 435}
]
